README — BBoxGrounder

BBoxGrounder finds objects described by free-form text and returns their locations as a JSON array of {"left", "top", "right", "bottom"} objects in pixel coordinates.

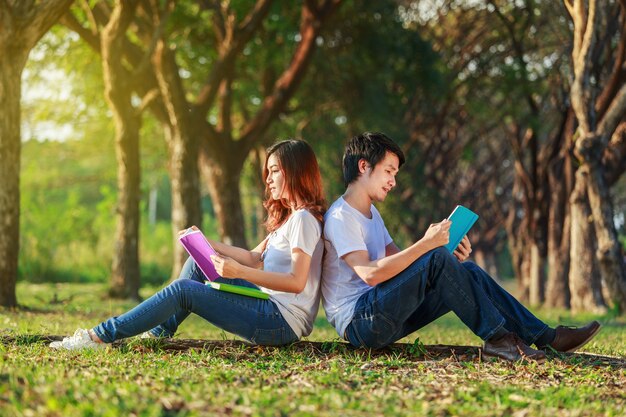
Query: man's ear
[{"left": 358, "top": 159, "right": 369, "bottom": 174}]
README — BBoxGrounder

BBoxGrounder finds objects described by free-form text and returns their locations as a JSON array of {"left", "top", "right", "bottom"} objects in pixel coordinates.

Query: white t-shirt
[
  {"left": 321, "top": 197, "right": 393, "bottom": 337},
  {"left": 261, "top": 209, "right": 323, "bottom": 338}
]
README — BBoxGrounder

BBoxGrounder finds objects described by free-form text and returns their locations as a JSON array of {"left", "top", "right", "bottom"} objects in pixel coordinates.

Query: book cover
[
  {"left": 445, "top": 205, "right": 479, "bottom": 253},
  {"left": 178, "top": 229, "right": 221, "bottom": 281},
  {"left": 207, "top": 282, "right": 269, "bottom": 300}
]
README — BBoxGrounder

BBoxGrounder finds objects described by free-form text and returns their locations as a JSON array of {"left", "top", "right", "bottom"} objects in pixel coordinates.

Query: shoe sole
[{"left": 563, "top": 323, "right": 602, "bottom": 353}]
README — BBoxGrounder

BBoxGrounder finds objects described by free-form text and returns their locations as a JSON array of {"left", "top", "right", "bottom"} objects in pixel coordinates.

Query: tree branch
[
  {"left": 60, "top": 9, "right": 101, "bottom": 52},
  {"left": 239, "top": 0, "right": 341, "bottom": 152},
  {"left": 194, "top": 0, "right": 274, "bottom": 115},
  {"left": 598, "top": 83, "right": 626, "bottom": 140}
]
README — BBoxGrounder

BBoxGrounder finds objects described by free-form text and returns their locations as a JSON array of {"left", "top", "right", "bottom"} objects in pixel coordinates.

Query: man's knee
[{"left": 462, "top": 261, "right": 479, "bottom": 271}]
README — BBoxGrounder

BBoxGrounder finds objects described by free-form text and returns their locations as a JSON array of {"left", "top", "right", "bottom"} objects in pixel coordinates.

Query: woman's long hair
[{"left": 263, "top": 139, "right": 326, "bottom": 232}]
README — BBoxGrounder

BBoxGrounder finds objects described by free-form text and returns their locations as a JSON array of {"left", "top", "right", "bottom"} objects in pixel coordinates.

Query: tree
[
  {"left": 0, "top": 0, "right": 73, "bottom": 307},
  {"left": 566, "top": 0, "right": 626, "bottom": 312},
  {"left": 146, "top": 0, "right": 341, "bottom": 253}
]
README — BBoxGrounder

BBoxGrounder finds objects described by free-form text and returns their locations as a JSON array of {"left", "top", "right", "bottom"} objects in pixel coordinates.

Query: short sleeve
[
  {"left": 324, "top": 210, "right": 368, "bottom": 258},
  {"left": 383, "top": 224, "right": 393, "bottom": 247},
  {"left": 287, "top": 210, "right": 321, "bottom": 256}
]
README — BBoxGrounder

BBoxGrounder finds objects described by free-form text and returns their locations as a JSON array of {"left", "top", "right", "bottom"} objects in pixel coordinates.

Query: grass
[{"left": 1, "top": 282, "right": 625, "bottom": 416}]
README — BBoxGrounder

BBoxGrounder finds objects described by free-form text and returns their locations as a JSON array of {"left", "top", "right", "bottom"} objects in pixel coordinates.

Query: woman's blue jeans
[
  {"left": 345, "top": 247, "right": 548, "bottom": 349},
  {"left": 93, "top": 257, "right": 298, "bottom": 346}
]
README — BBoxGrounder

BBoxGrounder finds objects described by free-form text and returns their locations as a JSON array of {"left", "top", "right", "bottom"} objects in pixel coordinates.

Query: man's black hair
[{"left": 342, "top": 132, "right": 405, "bottom": 187}]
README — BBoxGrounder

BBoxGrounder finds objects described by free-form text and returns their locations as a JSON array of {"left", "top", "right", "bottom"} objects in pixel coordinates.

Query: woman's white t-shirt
[{"left": 261, "top": 209, "right": 323, "bottom": 338}]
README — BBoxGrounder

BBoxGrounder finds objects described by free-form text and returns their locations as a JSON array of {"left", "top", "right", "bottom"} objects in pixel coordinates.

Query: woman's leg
[
  {"left": 92, "top": 278, "right": 297, "bottom": 346},
  {"left": 147, "top": 257, "right": 204, "bottom": 337}
]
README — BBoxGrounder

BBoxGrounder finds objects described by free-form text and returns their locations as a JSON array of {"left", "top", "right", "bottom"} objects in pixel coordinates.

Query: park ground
[{"left": 1, "top": 281, "right": 625, "bottom": 416}]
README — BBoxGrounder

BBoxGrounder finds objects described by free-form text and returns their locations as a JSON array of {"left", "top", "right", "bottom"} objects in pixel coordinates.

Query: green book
[{"left": 207, "top": 281, "right": 269, "bottom": 300}]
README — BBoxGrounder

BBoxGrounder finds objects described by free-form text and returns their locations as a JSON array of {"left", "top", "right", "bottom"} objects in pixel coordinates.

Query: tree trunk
[
  {"left": 251, "top": 146, "right": 268, "bottom": 243},
  {"left": 545, "top": 155, "right": 572, "bottom": 308},
  {"left": 473, "top": 248, "right": 499, "bottom": 282},
  {"left": 102, "top": 0, "right": 141, "bottom": 300},
  {"left": 152, "top": 41, "right": 203, "bottom": 280},
  {"left": 569, "top": 167, "right": 606, "bottom": 313},
  {"left": 200, "top": 146, "right": 248, "bottom": 248},
  {"left": 0, "top": 58, "right": 23, "bottom": 308},
  {"left": 0, "top": 0, "right": 73, "bottom": 307},
  {"left": 586, "top": 158, "right": 626, "bottom": 311},
  {"left": 529, "top": 242, "right": 545, "bottom": 306},
  {"left": 167, "top": 126, "right": 203, "bottom": 279}
]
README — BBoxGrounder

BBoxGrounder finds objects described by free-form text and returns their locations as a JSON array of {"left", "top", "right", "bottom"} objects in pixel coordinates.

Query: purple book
[{"left": 178, "top": 229, "right": 221, "bottom": 281}]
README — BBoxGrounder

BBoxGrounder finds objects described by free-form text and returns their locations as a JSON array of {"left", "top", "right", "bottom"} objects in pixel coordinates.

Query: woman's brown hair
[{"left": 263, "top": 139, "right": 326, "bottom": 232}]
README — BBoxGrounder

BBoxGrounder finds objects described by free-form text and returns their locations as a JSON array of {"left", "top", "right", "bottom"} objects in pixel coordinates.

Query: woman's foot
[{"left": 49, "top": 329, "right": 107, "bottom": 350}]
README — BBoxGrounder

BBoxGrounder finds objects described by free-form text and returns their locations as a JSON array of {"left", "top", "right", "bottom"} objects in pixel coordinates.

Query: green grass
[{"left": 1, "top": 282, "right": 625, "bottom": 416}]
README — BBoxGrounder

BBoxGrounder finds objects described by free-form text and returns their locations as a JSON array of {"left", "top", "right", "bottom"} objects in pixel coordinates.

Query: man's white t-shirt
[
  {"left": 261, "top": 209, "right": 323, "bottom": 338},
  {"left": 321, "top": 197, "right": 393, "bottom": 337}
]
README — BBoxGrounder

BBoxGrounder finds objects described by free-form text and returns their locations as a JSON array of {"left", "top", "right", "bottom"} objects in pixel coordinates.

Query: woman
[{"left": 51, "top": 139, "right": 326, "bottom": 349}]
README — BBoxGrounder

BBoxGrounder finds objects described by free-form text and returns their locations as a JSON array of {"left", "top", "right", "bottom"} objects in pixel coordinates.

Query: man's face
[{"left": 362, "top": 151, "right": 399, "bottom": 202}]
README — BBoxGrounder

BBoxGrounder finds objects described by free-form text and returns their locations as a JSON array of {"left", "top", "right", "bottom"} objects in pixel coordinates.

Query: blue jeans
[
  {"left": 344, "top": 247, "right": 548, "bottom": 349},
  {"left": 93, "top": 257, "right": 298, "bottom": 346}
]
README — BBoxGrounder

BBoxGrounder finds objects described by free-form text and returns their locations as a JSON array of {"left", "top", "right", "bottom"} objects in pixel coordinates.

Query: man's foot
[
  {"left": 537, "top": 320, "right": 601, "bottom": 353},
  {"left": 483, "top": 332, "right": 546, "bottom": 363},
  {"left": 49, "top": 329, "right": 107, "bottom": 351}
]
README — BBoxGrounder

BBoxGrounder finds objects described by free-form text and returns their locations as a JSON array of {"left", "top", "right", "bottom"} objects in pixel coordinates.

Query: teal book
[
  {"left": 445, "top": 205, "right": 479, "bottom": 253},
  {"left": 207, "top": 281, "right": 269, "bottom": 300}
]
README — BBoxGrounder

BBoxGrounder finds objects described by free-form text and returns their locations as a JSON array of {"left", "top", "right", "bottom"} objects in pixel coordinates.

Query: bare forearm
[
  {"left": 208, "top": 240, "right": 262, "bottom": 268},
  {"left": 235, "top": 265, "right": 305, "bottom": 293},
  {"left": 356, "top": 239, "right": 435, "bottom": 286}
]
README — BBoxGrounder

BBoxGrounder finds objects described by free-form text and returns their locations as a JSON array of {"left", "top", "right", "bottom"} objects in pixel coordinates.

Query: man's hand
[
  {"left": 422, "top": 220, "right": 451, "bottom": 250},
  {"left": 210, "top": 254, "right": 241, "bottom": 278},
  {"left": 453, "top": 236, "right": 472, "bottom": 262}
]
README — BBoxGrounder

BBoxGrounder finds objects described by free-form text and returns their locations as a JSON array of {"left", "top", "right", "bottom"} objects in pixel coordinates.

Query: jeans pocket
[
  {"left": 250, "top": 327, "right": 287, "bottom": 346},
  {"left": 350, "top": 313, "right": 396, "bottom": 349}
]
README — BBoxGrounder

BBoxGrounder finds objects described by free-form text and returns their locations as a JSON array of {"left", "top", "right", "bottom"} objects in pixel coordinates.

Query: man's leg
[
  {"left": 461, "top": 262, "right": 602, "bottom": 351},
  {"left": 345, "top": 248, "right": 508, "bottom": 348},
  {"left": 461, "top": 261, "right": 549, "bottom": 345},
  {"left": 345, "top": 247, "right": 546, "bottom": 362}
]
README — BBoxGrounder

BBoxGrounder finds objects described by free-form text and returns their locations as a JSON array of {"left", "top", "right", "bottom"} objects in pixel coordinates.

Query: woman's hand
[
  {"left": 210, "top": 254, "right": 242, "bottom": 278},
  {"left": 421, "top": 220, "right": 451, "bottom": 250},
  {"left": 453, "top": 236, "right": 472, "bottom": 262}
]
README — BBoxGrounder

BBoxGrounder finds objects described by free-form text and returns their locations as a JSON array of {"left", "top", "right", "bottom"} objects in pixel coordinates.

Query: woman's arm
[
  {"left": 208, "top": 238, "right": 267, "bottom": 269},
  {"left": 211, "top": 248, "right": 311, "bottom": 294},
  {"left": 179, "top": 226, "right": 266, "bottom": 269}
]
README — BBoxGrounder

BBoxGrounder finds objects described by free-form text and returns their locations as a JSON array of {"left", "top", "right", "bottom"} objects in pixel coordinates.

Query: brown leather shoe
[
  {"left": 483, "top": 332, "right": 547, "bottom": 363},
  {"left": 538, "top": 320, "right": 602, "bottom": 353}
]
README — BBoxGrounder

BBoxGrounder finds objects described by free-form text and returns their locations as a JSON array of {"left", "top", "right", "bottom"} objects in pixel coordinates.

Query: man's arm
[{"left": 343, "top": 220, "right": 452, "bottom": 287}]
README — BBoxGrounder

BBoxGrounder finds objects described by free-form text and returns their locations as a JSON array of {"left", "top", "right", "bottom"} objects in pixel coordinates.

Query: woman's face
[{"left": 266, "top": 154, "right": 288, "bottom": 201}]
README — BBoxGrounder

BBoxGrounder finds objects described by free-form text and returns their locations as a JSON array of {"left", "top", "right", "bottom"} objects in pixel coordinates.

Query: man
[{"left": 321, "top": 132, "right": 601, "bottom": 363}]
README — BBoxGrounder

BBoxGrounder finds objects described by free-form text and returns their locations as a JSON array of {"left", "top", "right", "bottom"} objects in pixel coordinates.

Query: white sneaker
[
  {"left": 139, "top": 331, "right": 156, "bottom": 339},
  {"left": 49, "top": 329, "right": 107, "bottom": 350}
]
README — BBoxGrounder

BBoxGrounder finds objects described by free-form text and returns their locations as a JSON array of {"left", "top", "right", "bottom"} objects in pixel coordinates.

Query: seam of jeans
[
  {"left": 347, "top": 322, "right": 367, "bottom": 347},
  {"left": 484, "top": 292, "right": 547, "bottom": 344},
  {"left": 483, "top": 318, "right": 507, "bottom": 341}
]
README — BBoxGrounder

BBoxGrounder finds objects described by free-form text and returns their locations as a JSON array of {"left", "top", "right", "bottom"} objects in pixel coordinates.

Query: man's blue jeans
[
  {"left": 344, "top": 247, "right": 548, "bottom": 349},
  {"left": 93, "top": 257, "right": 298, "bottom": 346}
]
